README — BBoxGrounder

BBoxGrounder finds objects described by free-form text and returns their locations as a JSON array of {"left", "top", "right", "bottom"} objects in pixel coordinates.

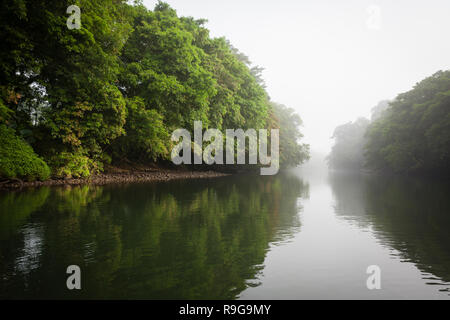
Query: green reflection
[
  {"left": 0, "top": 173, "right": 308, "bottom": 299},
  {"left": 329, "top": 173, "right": 450, "bottom": 292}
]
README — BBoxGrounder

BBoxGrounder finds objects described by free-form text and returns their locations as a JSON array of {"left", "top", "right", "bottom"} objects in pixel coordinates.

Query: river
[{"left": 0, "top": 169, "right": 449, "bottom": 299}]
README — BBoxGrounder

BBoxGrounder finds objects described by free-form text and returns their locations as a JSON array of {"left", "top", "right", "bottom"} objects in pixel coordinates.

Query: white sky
[{"left": 143, "top": 0, "right": 450, "bottom": 153}]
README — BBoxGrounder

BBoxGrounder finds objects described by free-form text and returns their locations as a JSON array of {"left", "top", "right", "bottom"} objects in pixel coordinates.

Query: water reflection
[
  {"left": 3, "top": 172, "right": 449, "bottom": 299},
  {"left": 329, "top": 173, "right": 450, "bottom": 294},
  {"left": 0, "top": 173, "right": 309, "bottom": 299}
]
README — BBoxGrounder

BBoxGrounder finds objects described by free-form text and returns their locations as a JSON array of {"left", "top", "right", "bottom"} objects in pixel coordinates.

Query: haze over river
[{"left": 1, "top": 169, "right": 449, "bottom": 299}]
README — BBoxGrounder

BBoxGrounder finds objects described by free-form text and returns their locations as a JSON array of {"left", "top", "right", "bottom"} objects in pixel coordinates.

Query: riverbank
[{"left": 0, "top": 166, "right": 229, "bottom": 190}]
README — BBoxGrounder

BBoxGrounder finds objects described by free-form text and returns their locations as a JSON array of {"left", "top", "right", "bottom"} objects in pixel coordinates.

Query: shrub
[
  {"left": 50, "top": 151, "right": 99, "bottom": 179},
  {"left": 0, "top": 125, "right": 51, "bottom": 181}
]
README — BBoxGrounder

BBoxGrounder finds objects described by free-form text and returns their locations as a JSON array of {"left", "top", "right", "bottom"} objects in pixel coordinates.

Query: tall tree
[
  {"left": 327, "top": 117, "right": 370, "bottom": 171},
  {"left": 365, "top": 70, "right": 450, "bottom": 175}
]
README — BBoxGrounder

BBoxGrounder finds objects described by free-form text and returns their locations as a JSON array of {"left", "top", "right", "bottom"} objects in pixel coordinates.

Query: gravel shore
[{"left": 0, "top": 169, "right": 229, "bottom": 190}]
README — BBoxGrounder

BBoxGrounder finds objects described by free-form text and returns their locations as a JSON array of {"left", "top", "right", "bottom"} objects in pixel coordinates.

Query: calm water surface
[{"left": 1, "top": 169, "right": 449, "bottom": 299}]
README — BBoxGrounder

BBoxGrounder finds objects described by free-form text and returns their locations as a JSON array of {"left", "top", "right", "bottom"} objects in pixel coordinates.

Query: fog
[{"left": 143, "top": 0, "right": 450, "bottom": 154}]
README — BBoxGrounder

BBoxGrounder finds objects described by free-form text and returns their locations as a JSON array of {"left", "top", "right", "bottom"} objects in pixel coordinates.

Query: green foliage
[
  {"left": 118, "top": 5, "right": 271, "bottom": 133},
  {"left": 112, "top": 97, "right": 169, "bottom": 161},
  {"left": 327, "top": 117, "right": 370, "bottom": 171},
  {"left": 0, "top": 1, "right": 308, "bottom": 179},
  {"left": 203, "top": 38, "right": 270, "bottom": 130},
  {"left": 370, "top": 100, "right": 390, "bottom": 121},
  {"left": 330, "top": 71, "right": 450, "bottom": 176},
  {"left": 0, "top": 125, "right": 50, "bottom": 181},
  {"left": 38, "top": 0, "right": 131, "bottom": 157},
  {"left": 118, "top": 4, "right": 216, "bottom": 131},
  {"left": 365, "top": 70, "right": 450, "bottom": 175},
  {"left": 271, "top": 102, "right": 310, "bottom": 167},
  {"left": 50, "top": 151, "right": 99, "bottom": 179},
  {"left": 0, "top": 98, "right": 13, "bottom": 124},
  {"left": 0, "top": 0, "right": 132, "bottom": 177}
]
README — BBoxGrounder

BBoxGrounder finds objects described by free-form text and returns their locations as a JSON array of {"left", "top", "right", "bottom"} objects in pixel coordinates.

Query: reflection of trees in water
[
  {"left": 0, "top": 188, "right": 50, "bottom": 293},
  {"left": 0, "top": 173, "right": 308, "bottom": 299},
  {"left": 0, "top": 185, "right": 112, "bottom": 299},
  {"left": 328, "top": 172, "right": 371, "bottom": 228},
  {"left": 0, "top": 187, "right": 50, "bottom": 241},
  {"left": 329, "top": 173, "right": 450, "bottom": 291}
]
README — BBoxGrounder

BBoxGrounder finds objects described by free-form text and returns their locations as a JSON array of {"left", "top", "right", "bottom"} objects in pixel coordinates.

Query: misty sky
[{"left": 143, "top": 0, "right": 450, "bottom": 154}]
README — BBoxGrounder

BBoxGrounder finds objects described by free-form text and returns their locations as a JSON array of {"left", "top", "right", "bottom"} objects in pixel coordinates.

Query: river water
[{"left": 0, "top": 169, "right": 449, "bottom": 299}]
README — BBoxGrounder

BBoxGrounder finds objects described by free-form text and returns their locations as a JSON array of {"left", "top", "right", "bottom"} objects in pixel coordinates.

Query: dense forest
[
  {"left": 326, "top": 117, "right": 370, "bottom": 171},
  {"left": 328, "top": 71, "right": 450, "bottom": 176},
  {"left": 0, "top": 0, "right": 309, "bottom": 181}
]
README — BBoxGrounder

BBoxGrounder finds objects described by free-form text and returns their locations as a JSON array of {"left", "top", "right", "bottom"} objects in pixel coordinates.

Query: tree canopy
[
  {"left": 328, "top": 70, "right": 450, "bottom": 176},
  {"left": 327, "top": 117, "right": 370, "bottom": 171},
  {"left": 0, "top": 0, "right": 309, "bottom": 180},
  {"left": 365, "top": 70, "right": 450, "bottom": 175}
]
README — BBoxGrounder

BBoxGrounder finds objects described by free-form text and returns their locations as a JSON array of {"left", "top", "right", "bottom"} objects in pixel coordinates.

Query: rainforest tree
[
  {"left": 271, "top": 102, "right": 310, "bottom": 167},
  {"left": 365, "top": 70, "right": 450, "bottom": 175},
  {"left": 327, "top": 117, "right": 370, "bottom": 171},
  {"left": 0, "top": 0, "right": 309, "bottom": 180}
]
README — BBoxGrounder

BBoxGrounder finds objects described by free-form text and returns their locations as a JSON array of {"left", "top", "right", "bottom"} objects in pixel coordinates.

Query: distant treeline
[
  {"left": 0, "top": 0, "right": 309, "bottom": 181},
  {"left": 327, "top": 70, "right": 450, "bottom": 176}
]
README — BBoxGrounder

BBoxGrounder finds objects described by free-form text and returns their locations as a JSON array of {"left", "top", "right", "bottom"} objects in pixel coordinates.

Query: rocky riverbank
[{"left": 0, "top": 167, "right": 229, "bottom": 190}]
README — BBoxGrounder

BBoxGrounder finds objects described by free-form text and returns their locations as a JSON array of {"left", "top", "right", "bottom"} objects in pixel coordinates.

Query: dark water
[{"left": 0, "top": 170, "right": 449, "bottom": 299}]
